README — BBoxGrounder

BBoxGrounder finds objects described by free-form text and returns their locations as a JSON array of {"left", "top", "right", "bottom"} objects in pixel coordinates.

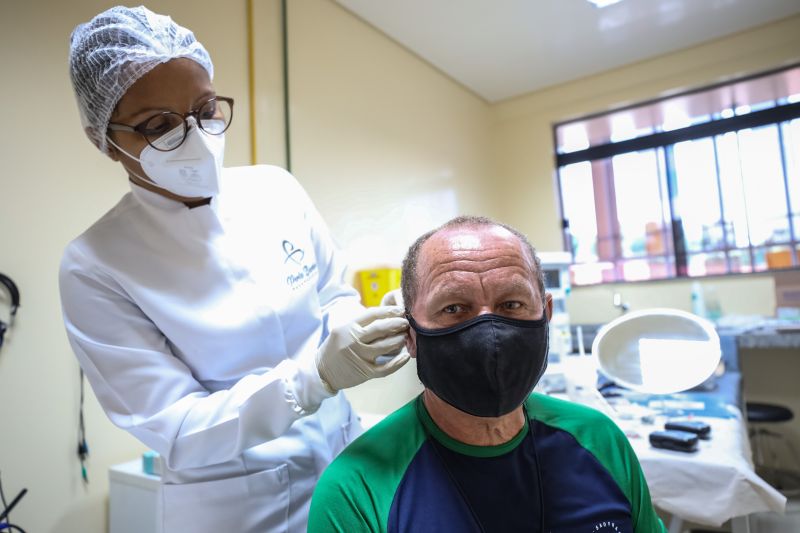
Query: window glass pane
[
  {"left": 609, "top": 110, "right": 654, "bottom": 142},
  {"left": 611, "top": 150, "right": 666, "bottom": 259},
  {"left": 728, "top": 249, "right": 753, "bottom": 274},
  {"left": 656, "top": 94, "right": 715, "bottom": 131},
  {"left": 569, "top": 262, "right": 616, "bottom": 286},
  {"left": 672, "top": 139, "right": 724, "bottom": 252},
  {"left": 554, "top": 66, "right": 800, "bottom": 286},
  {"left": 751, "top": 247, "right": 772, "bottom": 272},
  {"left": 765, "top": 246, "right": 799, "bottom": 270},
  {"left": 732, "top": 75, "right": 780, "bottom": 114},
  {"left": 737, "top": 125, "right": 791, "bottom": 246},
  {"left": 559, "top": 162, "right": 598, "bottom": 263},
  {"left": 554, "top": 66, "right": 800, "bottom": 152},
  {"left": 556, "top": 123, "right": 590, "bottom": 154},
  {"left": 715, "top": 132, "right": 751, "bottom": 248},
  {"left": 782, "top": 119, "right": 800, "bottom": 239},
  {"left": 621, "top": 257, "right": 674, "bottom": 282},
  {"left": 687, "top": 252, "right": 727, "bottom": 277}
]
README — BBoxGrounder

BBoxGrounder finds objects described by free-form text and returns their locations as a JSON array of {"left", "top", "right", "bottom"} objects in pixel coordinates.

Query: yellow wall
[
  {"left": 0, "top": 0, "right": 487, "bottom": 531},
  {"left": 284, "top": 0, "right": 493, "bottom": 272},
  {"left": 490, "top": 14, "right": 800, "bottom": 324},
  {"left": 1, "top": 1, "right": 798, "bottom": 531},
  {"left": 0, "top": 1, "right": 251, "bottom": 532}
]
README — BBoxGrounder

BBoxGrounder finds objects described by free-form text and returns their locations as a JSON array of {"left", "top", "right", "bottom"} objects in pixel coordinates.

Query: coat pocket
[{"left": 161, "top": 464, "right": 289, "bottom": 533}]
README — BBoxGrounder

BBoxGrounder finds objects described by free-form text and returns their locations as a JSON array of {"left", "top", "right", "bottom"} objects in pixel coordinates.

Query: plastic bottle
[
  {"left": 704, "top": 286, "right": 722, "bottom": 322},
  {"left": 690, "top": 281, "right": 706, "bottom": 318}
]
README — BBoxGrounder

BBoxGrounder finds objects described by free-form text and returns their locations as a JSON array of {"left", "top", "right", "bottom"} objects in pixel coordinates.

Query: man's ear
[
  {"left": 405, "top": 328, "right": 417, "bottom": 359},
  {"left": 545, "top": 292, "right": 553, "bottom": 322}
]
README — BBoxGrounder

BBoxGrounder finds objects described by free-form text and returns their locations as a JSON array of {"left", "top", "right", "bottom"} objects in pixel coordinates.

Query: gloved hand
[
  {"left": 380, "top": 288, "right": 404, "bottom": 308},
  {"left": 316, "top": 306, "right": 410, "bottom": 392}
]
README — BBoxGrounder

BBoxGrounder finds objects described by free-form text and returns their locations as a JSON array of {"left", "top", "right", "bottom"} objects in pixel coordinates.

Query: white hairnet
[{"left": 69, "top": 5, "right": 214, "bottom": 155}]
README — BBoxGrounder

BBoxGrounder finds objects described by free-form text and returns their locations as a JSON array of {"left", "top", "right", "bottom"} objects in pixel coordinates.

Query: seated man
[{"left": 309, "top": 216, "right": 665, "bottom": 532}]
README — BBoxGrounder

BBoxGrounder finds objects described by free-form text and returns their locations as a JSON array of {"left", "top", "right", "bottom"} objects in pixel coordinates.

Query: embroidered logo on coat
[
  {"left": 282, "top": 239, "right": 317, "bottom": 289},
  {"left": 282, "top": 240, "right": 305, "bottom": 264}
]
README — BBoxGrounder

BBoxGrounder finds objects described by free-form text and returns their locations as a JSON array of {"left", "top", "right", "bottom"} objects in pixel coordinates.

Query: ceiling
[{"left": 334, "top": 0, "right": 800, "bottom": 103}]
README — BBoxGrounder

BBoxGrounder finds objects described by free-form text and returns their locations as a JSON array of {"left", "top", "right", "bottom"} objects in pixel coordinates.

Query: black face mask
[{"left": 408, "top": 313, "right": 549, "bottom": 418}]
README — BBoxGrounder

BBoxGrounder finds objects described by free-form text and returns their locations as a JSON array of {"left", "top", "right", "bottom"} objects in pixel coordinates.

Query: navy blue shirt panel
[
  {"left": 534, "top": 420, "right": 634, "bottom": 532},
  {"left": 387, "top": 421, "right": 635, "bottom": 533},
  {"left": 387, "top": 440, "right": 479, "bottom": 533}
]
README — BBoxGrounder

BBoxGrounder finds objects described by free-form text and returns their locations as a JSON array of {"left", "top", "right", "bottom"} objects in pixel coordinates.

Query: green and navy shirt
[{"left": 309, "top": 393, "right": 666, "bottom": 532}]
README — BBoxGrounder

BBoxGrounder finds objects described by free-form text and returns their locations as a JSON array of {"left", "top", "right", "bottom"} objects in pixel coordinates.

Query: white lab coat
[{"left": 59, "top": 165, "right": 365, "bottom": 532}]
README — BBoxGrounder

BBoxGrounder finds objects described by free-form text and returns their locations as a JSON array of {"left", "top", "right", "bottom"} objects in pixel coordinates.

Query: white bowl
[{"left": 591, "top": 308, "right": 721, "bottom": 394}]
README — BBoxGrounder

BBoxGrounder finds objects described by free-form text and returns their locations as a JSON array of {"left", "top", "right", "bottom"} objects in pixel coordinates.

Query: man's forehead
[
  {"left": 418, "top": 225, "right": 532, "bottom": 273},
  {"left": 423, "top": 225, "right": 521, "bottom": 254}
]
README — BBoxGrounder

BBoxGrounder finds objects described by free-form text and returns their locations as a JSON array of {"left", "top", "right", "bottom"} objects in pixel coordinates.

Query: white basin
[{"left": 592, "top": 308, "right": 721, "bottom": 394}]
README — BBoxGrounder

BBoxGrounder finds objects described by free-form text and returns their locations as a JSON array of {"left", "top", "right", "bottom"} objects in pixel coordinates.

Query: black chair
[{"left": 746, "top": 401, "right": 800, "bottom": 496}]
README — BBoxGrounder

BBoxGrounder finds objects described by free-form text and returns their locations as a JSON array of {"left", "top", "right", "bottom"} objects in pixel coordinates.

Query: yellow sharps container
[{"left": 356, "top": 268, "right": 402, "bottom": 307}]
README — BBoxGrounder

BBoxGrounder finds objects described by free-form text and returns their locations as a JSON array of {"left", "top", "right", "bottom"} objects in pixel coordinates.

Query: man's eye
[
  {"left": 502, "top": 301, "right": 523, "bottom": 310},
  {"left": 443, "top": 304, "right": 462, "bottom": 314}
]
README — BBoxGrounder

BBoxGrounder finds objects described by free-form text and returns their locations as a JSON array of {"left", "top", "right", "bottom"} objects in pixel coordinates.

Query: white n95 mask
[{"left": 107, "top": 117, "right": 225, "bottom": 198}]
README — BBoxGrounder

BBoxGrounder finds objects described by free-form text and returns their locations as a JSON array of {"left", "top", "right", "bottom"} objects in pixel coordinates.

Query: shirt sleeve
[
  {"left": 308, "top": 478, "right": 378, "bottom": 533},
  {"left": 592, "top": 411, "right": 667, "bottom": 533},
  {"left": 526, "top": 394, "right": 667, "bottom": 533},
  {"left": 309, "top": 433, "right": 393, "bottom": 533},
  {"left": 623, "top": 437, "right": 668, "bottom": 533},
  {"left": 59, "top": 237, "right": 332, "bottom": 472}
]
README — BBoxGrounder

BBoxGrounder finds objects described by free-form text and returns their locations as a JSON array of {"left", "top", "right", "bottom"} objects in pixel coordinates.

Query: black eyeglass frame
[{"left": 107, "top": 96, "right": 234, "bottom": 152}]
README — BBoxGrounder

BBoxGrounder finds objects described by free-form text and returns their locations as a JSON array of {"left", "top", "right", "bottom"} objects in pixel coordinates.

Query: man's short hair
[{"left": 400, "top": 215, "right": 546, "bottom": 312}]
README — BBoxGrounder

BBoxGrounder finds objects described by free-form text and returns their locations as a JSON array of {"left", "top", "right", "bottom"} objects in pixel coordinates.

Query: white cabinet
[{"left": 109, "top": 460, "right": 161, "bottom": 533}]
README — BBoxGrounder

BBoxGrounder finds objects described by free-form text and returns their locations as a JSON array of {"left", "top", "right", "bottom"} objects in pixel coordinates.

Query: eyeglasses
[{"left": 108, "top": 96, "right": 234, "bottom": 152}]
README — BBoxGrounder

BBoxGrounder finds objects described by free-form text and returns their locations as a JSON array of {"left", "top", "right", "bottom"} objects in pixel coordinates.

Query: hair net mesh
[{"left": 69, "top": 5, "right": 214, "bottom": 155}]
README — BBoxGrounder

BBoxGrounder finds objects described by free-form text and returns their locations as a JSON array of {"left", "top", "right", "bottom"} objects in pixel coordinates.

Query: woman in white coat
[{"left": 60, "top": 6, "right": 409, "bottom": 532}]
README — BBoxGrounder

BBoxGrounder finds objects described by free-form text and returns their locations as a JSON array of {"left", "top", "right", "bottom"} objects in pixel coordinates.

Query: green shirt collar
[{"left": 414, "top": 395, "right": 529, "bottom": 458}]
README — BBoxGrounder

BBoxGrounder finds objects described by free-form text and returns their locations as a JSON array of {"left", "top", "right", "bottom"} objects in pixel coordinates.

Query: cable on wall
[
  {"left": 77, "top": 369, "right": 89, "bottom": 484},
  {"left": 246, "top": 0, "right": 258, "bottom": 165},
  {"left": 281, "top": 0, "right": 292, "bottom": 172}
]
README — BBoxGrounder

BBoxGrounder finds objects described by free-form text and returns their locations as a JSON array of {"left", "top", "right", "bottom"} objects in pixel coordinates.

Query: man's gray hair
[{"left": 400, "top": 215, "right": 546, "bottom": 312}]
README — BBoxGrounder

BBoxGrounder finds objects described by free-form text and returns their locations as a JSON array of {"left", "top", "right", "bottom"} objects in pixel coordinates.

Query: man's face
[{"left": 406, "top": 225, "right": 552, "bottom": 356}]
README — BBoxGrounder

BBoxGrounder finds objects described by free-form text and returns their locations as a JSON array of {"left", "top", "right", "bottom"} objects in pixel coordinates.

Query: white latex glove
[
  {"left": 380, "top": 288, "right": 404, "bottom": 308},
  {"left": 316, "top": 306, "right": 410, "bottom": 392}
]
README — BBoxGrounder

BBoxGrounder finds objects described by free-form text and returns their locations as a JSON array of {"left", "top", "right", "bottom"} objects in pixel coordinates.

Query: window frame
[{"left": 553, "top": 63, "right": 800, "bottom": 285}]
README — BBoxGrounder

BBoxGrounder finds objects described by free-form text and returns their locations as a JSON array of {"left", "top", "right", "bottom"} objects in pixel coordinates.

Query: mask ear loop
[
  {"left": 105, "top": 135, "right": 166, "bottom": 191},
  {"left": 106, "top": 135, "right": 143, "bottom": 163}
]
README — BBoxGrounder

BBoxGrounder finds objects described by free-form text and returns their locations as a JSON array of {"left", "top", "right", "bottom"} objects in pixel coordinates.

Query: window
[{"left": 554, "top": 64, "right": 800, "bottom": 285}]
